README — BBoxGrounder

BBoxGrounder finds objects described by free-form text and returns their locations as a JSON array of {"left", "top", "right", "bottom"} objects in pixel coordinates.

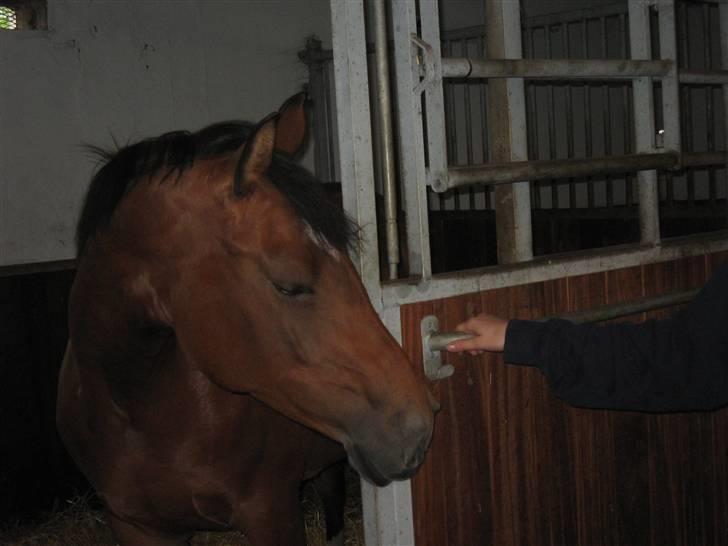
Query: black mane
[{"left": 76, "top": 121, "right": 358, "bottom": 255}]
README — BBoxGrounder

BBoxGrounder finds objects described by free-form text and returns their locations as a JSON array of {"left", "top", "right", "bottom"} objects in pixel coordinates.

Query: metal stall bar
[
  {"left": 722, "top": 2, "right": 728, "bottom": 224},
  {"left": 629, "top": 0, "right": 661, "bottom": 245},
  {"left": 659, "top": 0, "right": 682, "bottom": 157},
  {"left": 446, "top": 152, "right": 679, "bottom": 188},
  {"left": 682, "top": 151, "right": 728, "bottom": 168},
  {"left": 392, "top": 0, "right": 432, "bottom": 280},
  {"left": 372, "top": 0, "right": 400, "bottom": 280},
  {"left": 330, "top": 3, "right": 418, "bottom": 544},
  {"left": 680, "top": 70, "right": 728, "bottom": 84},
  {"left": 486, "top": 0, "right": 533, "bottom": 264},
  {"left": 299, "top": 37, "right": 336, "bottom": 184},
  {"left": 418, "top": 0, "right": 449, "bottom": 194},
  {"left": 330, "top": 2, "right": 381, "bottom": 300},
  {"left": 441, "top": 58, "right": 672, "bottom": 79},
  {"left": 552, "top": 287, "right": 699, "bottom": 324}
]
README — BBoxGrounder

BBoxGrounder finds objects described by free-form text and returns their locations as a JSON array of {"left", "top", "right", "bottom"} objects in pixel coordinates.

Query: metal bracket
[
  {"left": 421, "top": 315, "right": 475, "bottom": 381},
  {"left": 411, "top": 34, "right": 437, "bottom": 95},
  {"left": 421, "top": 315, "right": 453, "bottom": 381}
]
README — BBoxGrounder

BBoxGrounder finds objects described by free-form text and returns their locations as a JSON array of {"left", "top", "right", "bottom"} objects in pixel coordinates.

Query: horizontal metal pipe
[
  {"left": 428, "top": 332, "right": 475, "bottom": 352},
  {"left": 427, "top": 288, "right": 699, "bottom": 354},
  {"left": 441, "top": 152, "right": 678, "bottom": 191},
  {"left": 442, "top": 57, "right": 672, "bottom": 80},
  {"left": 544, "top": 288, "right": 700, "bottom": 324},
  {"left": 682, "top": 150, "right": 728, "bottom": 167},
  {"left": 680, "top": 70, "right": 728, "bottom": 85}
]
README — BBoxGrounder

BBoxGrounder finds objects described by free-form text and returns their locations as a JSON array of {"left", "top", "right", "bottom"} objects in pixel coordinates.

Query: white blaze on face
[{"left": 304, "top": 222, "right": 340, "bottom": 261}]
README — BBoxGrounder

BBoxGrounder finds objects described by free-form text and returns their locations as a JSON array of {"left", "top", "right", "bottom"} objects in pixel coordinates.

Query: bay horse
[{"left": 56, "top": 93, "right": 437, "bottom": 546}]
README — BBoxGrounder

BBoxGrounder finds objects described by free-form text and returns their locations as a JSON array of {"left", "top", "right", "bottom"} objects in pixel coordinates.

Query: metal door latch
[{"left": 420, "top": 315, "right": 474, "bottom": 381}]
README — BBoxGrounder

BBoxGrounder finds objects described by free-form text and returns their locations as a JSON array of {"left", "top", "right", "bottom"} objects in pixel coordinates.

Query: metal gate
[
  {"left": 308, "top": 1, "right": 728, "bottom": 272},
  {"left": 327, "top": 1, "right": 728, "bottom": 544}
]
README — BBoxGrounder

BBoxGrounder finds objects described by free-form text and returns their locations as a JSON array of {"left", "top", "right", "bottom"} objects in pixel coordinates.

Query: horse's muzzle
[{"left": 346, "top": 406, "right": 434, "bottom": 486}]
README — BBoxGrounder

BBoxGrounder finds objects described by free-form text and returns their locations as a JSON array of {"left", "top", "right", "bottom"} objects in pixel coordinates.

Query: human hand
[{"left": 445, "top": 313, "right": 509, "bottom": 355}]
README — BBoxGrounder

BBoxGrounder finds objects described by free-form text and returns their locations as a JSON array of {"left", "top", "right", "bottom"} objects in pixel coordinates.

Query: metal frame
[
  {"left": 330, "top": 0, "right": 381, "bottom": 304},
  {"left": 328, "top": 1, "right": 728, "bottom": 544},
  {"left": 330, "top": 3, "right": 416, "bottom": 544},
  {"left": 372, "top": 0, "right": 400, "bottom": 280}
]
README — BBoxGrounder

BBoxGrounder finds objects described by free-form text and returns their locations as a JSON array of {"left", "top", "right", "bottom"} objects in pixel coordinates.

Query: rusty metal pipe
[
  {"left": 442, "top": 58, "right": 672, "bottom": 80},
  {"left": 440, "top": 152, "right": 679, "bottom": 192}
]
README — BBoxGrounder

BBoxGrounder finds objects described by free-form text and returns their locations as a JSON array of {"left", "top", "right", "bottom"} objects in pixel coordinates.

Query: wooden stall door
[{"left": 402, "top": 252, "right": 728, "bottom": 546}]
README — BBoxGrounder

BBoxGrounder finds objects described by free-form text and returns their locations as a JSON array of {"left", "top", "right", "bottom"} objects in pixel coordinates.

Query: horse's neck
[{"left": 71, "top": 240, "right": 174, "bottom": 384}]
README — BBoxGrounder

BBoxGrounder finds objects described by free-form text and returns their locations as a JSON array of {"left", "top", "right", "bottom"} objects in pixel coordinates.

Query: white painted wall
[{"left": 0, "top": 0, "right": 331, "bottom": 266}]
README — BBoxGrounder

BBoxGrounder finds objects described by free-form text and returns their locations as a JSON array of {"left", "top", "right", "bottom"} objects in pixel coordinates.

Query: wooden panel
[{"left": 406, "top": 253, "right": 728, "bottom": 546}]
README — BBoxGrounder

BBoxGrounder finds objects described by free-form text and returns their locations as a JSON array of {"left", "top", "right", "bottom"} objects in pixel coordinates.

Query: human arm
[
  {"left": 445, "top": 314, "right": 509, "bottom": 355},
  {"left": 447, "top": 265, "right": 728, "bottom": 412}
]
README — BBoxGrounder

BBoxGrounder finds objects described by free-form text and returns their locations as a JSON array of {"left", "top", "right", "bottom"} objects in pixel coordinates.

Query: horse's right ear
[
  {"left": 274, "top": 92, "right": 307, "bottom": 157},
  {"left": 234, "top": 114, "right": 277, "bottom": 196}
]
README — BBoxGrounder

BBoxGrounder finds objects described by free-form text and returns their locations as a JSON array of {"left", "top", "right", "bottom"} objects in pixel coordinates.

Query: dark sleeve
[{"left": 502, "top": 264, "right": 728, "bottom": 412}]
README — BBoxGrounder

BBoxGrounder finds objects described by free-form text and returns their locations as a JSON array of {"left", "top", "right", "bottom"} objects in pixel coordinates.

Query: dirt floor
[{"left": 0, "top": 478, "right": 364, "bottom": 546}]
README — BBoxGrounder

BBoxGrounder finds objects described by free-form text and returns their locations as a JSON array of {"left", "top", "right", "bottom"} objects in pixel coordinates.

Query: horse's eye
[{"left": 272, "top": 282, "right": 314, "bottom": 297}]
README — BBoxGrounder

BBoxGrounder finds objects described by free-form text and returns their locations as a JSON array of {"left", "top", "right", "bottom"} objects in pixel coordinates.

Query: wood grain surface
[{"left": 403, "top": 252, "right": 728, "bottom": 546}]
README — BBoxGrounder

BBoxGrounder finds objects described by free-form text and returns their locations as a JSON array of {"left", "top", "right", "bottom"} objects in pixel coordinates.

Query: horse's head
[{"left": 105, "top": 94, "right": 436, "bottom": 485}]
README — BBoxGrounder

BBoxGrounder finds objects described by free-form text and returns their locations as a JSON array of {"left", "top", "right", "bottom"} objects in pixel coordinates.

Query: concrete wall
[{"left": 0, "top": 0, "right": 331, "bottom": 266}]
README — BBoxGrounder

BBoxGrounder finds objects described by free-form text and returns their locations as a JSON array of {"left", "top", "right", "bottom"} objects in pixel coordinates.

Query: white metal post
[
  {"left": 418, "top": 0, "right": 449, "bottom": 194},
  {"left": 629, "top": 0, "right": 661, "bottom": 244},
  {"left": 658, "top": 0, "right": 682, "bottom": 156},
  {"left": 392, "top": 0, "right": 433, "bottom": 280},
  {"left": 330, "top": 0, "right": 382, "bottom": 305},
  {"left": 485, "top": 0, "right": 533, "bottom": 264},
  {"left": 331, "top": 2, "right": 416, "bottom": 545}
]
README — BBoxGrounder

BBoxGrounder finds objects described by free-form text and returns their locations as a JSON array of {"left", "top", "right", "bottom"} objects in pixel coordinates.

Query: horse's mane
[{"left": 76, "top": 121, "right": 358, "bottom": 255}]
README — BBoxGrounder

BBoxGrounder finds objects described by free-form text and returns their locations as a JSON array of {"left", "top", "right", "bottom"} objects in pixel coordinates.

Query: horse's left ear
[
  {"left": 234, "top": 114, "right": 277, "bottom": 195},
  {"left": 274, "top": 92, "right": 307, "bottom": 157}
]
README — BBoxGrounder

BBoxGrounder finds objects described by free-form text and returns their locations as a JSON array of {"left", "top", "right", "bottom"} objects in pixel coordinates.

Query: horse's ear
[
  {"left": 235, "top": 114, "right": 277, "bottom": 194},
  {"left": 274, "top": 92, "right": 307, "bottom": 157}
]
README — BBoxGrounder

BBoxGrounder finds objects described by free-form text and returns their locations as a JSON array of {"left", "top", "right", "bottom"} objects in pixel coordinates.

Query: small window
[{"left": 0, "top": 1, "right": 47, "bottom": 30}]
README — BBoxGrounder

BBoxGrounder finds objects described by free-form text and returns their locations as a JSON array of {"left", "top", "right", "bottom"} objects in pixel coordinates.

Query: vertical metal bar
[
  {"left": 463, "top": 38, "right": 475, "bottom": 210},
  {"left": 372, "top": 0, "right": 400, "bottom": 280},
  {"left": 680, "top": 2, "right": 694, "bottom": 204},
  {"left": 621, "top": 12, "right": 634, "bottom": 206},
  {"left": 479, "top": 36, "right": 492, "bottom": 210},
  {"left": 629, "top": 0, "right": 661, "bottom": 244},
  {"left": 330, "top": 0, "right": 382, "bottom": 297},
  {"left": 564, "top": 21, "right": 576, "bottom": 208},
  {"left": 659, "top": 0, "right": 681, "bottom": 153},
  {"left": 443, "top": 40, "right": 456, "bottom": 211},
  {"left": 546, "top": 26, "right": 557, "bottom": 208},
  {"left": 420, "top": 0, "right": 449, "bottom": 194},
  {"left": 721, "top": 3, "right": 728, "bottom": 223},
  {"left": 584, "top": 17, "right": 595, "bottom": 208},
  {"left": 626, "top": 84, "right": 635, "bottom": 204},
  {"left": 487, "top": 0, "right": 533, "bottom": 263},
  {"left": 322, "top": 62, "right": 335, "bottom": 182},
  {"left": 370, "top": 301, "right": 418, "bottom": 545},
  {"left": 602, "top": 16, "right": 613, "bottom": 208},
  {"left": 355, "top": 3, "right": 417, "bottom": 542},
  {"left": 703, "top": 3, "right": 716, "bottom": 203},
  {"left": 301, "top": 38, "right": 329, "bottom": 183},
  {"left": 392, "top": 0, "right": 432, "bottom": 280},
  {"left": 527, "top": 28, "right": 541, "bottom": 209}
]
